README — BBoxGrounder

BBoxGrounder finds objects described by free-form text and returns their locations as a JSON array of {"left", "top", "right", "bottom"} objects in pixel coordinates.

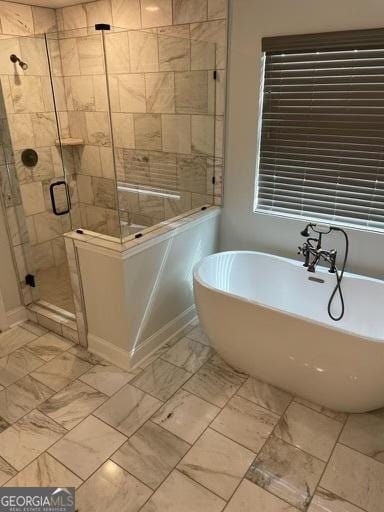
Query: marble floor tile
[
  {"left": 246, "top": 436, "right": 325, "bottom": 511},
  {"left": 140, "top": 470, "right": 225, "bottom": 512},
  {"left": 225, "top": 479, "right": 299, "bottom": 512},
  {"left": 186, "top": 324, "right": 211, "bottom": 346},
  {"left": 321, "top": 443, "right": 384, "bottom": 512},
  {"left": 0, "top": 375, "right": 53, "bottom": 424},
  {"left": 0, "top": 417, "right": 10, "bottom": 433},
  {"left": 76, "top": 460, "right": 151, "bottom": 512},
  {"left": 4, "top": 452, "right": 82, "bottom": 488},
  {"left": 0, "top": 457, "right": 17, "bottom": 486},
  {"left": 21, "top": 321, "right": 48, "bottom": 336},
  {"left": 94, "top": 384, "right": 162, "bottom": 436},
  {"left": 183, "top": 354, "right": 246, "bottom": 407},
  {"left": 275, "top": 402, "right": 343, "bottom": 461},
  {"left": 339, "top": 410, "right": 384, "bottom": 463},
  {"left": 132, "top": 358, "right": 191, "bottom": 401},
  {"left": 211, "top": 395, "right": 279, "bottom": 452},
  {"left": 308, "top": 488, "right": 365, "bottom": 512},
  {"left": 178, "top": 428, "right": 254, "bottom": 500},
  {"left": 161, "top": 337, "right": 213, "bottom": 373},
  {"left": 0, "top": 326, "right": 37, "bottom": 358},
  {"left": 0, "top": 348, "right": 44, "bottom": 387},
  {"left": 237, "top": 376, "right": 292, "bottom": 415},
  {"left": 68, "top": 345, "right": 103, "bottom": 365},
  {"left": 112, "top": 421, "right": 190, "bottom": 490},
  {"left": 151, "top": 389, "right": 219, "bottom": 443},
  {"left": 294, "top": 397, "right": 347, "bottom": 423},
  {"left": 39, "top": 380, "right": 107, "bottom": 430},
  {"left": 31, "top": 352, "right": 92, "bottom": 391},
  {"left": 0, "top": 409, "right": 66, "bottom": 470},
  {"left": 25, "top": 332, "right": 72, "bottom": 362},
  {"left": 48, "top": 416, "right": 126, "bottom": 480},
  {"left": 79, "top": 361, "right": 135, "bottom": 396}
]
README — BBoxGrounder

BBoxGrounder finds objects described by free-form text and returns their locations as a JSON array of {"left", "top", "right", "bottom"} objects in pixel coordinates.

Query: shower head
[{"left": 10, "top": 54, "right": 28, "bottom": 71}]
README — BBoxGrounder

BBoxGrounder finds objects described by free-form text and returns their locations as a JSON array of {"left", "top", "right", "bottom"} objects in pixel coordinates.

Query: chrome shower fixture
[{"left": 10, "top": 54, "right": 28, "bottom": 71}]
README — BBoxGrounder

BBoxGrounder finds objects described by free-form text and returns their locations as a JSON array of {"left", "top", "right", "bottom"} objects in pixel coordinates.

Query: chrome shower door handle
[{"left": 49, "top": 180, "right": 71, "bottom": 216}]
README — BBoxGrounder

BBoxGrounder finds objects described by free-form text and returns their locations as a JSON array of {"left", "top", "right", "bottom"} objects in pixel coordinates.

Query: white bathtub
[{"left": 193, "top": 251, "right": 384, "bottom": 413}]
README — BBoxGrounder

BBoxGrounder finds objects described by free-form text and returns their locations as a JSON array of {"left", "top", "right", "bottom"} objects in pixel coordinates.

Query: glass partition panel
[{"left": 104, "top": 28, "right": 217, "bottom": 240}]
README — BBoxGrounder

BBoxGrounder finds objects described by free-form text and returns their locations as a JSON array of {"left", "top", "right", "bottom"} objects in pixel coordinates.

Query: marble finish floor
[
  {"left": 0, "top": 321, "right": 382, "bottom": 511},
  {"left": 37, "top": 264, "right": 75, "bottom": 314}
]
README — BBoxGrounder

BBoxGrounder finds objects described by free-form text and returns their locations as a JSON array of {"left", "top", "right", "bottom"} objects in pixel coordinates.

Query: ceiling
[{"left": 18, "top": 0, "right": 93, "bottom": 7}]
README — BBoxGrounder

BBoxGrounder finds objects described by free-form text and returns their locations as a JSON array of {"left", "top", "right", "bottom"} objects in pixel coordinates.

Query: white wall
[
  {"left": 222, "top": 0, "right": 384, "bottom": 278},
  {"left": 0, "top": 206, "right": 21, "bottom": 314}
]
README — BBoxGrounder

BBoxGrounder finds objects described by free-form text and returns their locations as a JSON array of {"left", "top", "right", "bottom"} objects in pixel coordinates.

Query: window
[{"left": 255, "top": 28, "right": 384, "bottom": 230}]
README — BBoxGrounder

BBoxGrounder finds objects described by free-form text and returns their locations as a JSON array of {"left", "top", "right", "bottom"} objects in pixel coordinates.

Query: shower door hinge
[
  {"left": 213, "top": 70, "right": 218, "bottom": 80},
  {"left": 212, "top": 176, "right": 216, "bottom": 184},
  {"left": 25, "top": 274, "right": 36, "bottom": 288}
]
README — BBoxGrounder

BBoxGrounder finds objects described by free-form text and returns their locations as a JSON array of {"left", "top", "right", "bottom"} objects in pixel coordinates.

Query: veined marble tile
[
  {"left": 175, "top": 71, "right": 208, "bottom": 114},
  {"left": 191, "top": 115, "right": 215, "bottom": 155},
  {"left": 152, "top": 389, "right": 219, "bottom": 443},
  {"left": 141, "top": 470, "right": 225, "bottom": 512},
  {"left": 0, "top": 2, "right": 34, "bottom": 35},
  {"left": 68, "top": 345, "right": 102, "bottom": 365},
  {"left": 66, "top": 76, "right": 95, "bottom": 112},
  {"left": 308, "top": 488, "right": 365, "bottom": 512},
  {"left": 275, "top": 402, "right": 343, "bottom": 462},
  {"left": 246, "top": 436, "right": 325, "bottom": 512},
  {"left": 32, "top": 6, "right": 57, "bottom": 34},
  {"left": 138, "top": 193, "right": 165, "bottom": 220},
  {"left": 129, "top": 31, "right": 159, "bottom": 73},
  {"left": 112, "top": 421, "right": 190, "bottom": 489},
  {"left": 32, "top": 113, "right": 58, "bottom": 148},
  {"left": 237, "top": 376, "right": 292, "bottom": 415},
  {"left": 0, "top": 348, "right": 44, "bottom": 387},
  {"left": 48, "top": 415, "right": 126, "bottom": 480},
  {"left": 32, "top": 213, "right": 64, "bottom": 245},
  {"left": 31, "top": 352, "right": 92, "bottom": 391},
  {"left": 164, "top": 190, "right": 192, "bottom": 218},
  {"left": 141, "top": 0, "right": 172, "bottom": 28},
  {"left": 5, "top": 452, "right": 81, "bottom": 488},
  {"left": 79, "top": 361, "right": 135, "bottom": 396},
  {"left": 173, "top": 0, "right": 208, "bottom": 24},
  {"left": 118, "top": 74, "right": 146, "bottom": 113},
  {"left": 59, "top": 38, "right": 80, "bottom": 76},
  {"left": 159, "top": 34, "right": 190, "bottom": 72},
  {"left": 183, "top": 354, "right": 245, "bottom": 407},
  {"left": 190, "top": 20, "right": 227, "bottom": 69},
  {"left": 85, "top": 0, "right": 112, "bottom": 26},
  {"left": 321, "top": 443, "right": 384, "bottom": 512},
  {"left": 186, "top": 324, "right": 210, "bottom": 345},
  {"left": 161, "top": 337, "right": 212, "bottom": 373},
  {"left": 105, "top": 31, "right": 130, "bottom": 73},
  {"left": 0, "top": 325, "right": 36, "bottom": 358},
  {"left": 191, "top": 40, "right": 216, "bottom": 71},
  {"left": 39, "top": 380, "right": 107, "bottom": 430},
  {"left": 77, "top": 35, "right": 104, "bottom": 75},
  {"left": 19, "top": 182, "right": 45, "bottom": 217},
  {"left": 112, "top": 113, "right": 135, "bottom": 149},
  {"left": 177, "top": 155, "right": 208, "bottom": 193},
  {"left": 93, "top": 176, "right": 117, "bottom": 209},
  {"left": 178, "top": 428, "right": 254, "bottom": 500},
  {"left": 0, "top": 457, "right": 17, "bottom": 486},
  {"left": 226, "top": 479, "right": 298, "bottom": 512},
  {"left": 8, "top": 114, "right": 35, "bottom": 149},
  {"left": 94, "top": 383, "right": 161, "bottom": 436},
  {"left": 0, "top": 409, "right": 66, "bottom": 471},
  {"left": 294, "top": 397, "right": 347, "bottom": 423},
  {"left": 0, "top": 375, "right": 53, "bottom": 424},
  {"left": 85, "top": 112, "right": 111, "bottom": 146},
  {"left": 21, "top": 321, "right": 48, "bottom": 337},
  {"left": 134, "top": 114, "right": 162, "bottom": 151},
  {"left": 132, "top": 358, "right": 191, "bottom": 401},
  {"left": 76, "top": 460, "right": 151, "bottom": 512},
  {"left": 161, "top": 114, "right": 191, "bottom": 154},
  {"left": 61, "top": 4, "right": 86, "bottom": 30},
  {"left": 146, "top": 72, "right": 175, "bottom": 113},
  {"left": 19, "top": 37, "right": 48, "bottom": 76},
  {"left": 340, "top": 410, "right": 384, "bottom": 463},
  {"left": 208, "top": 0, "right": 227, "bottom": 20},
  {"left": 111, "top": 0, "right": 141, "bottom": 29},
  {"left": 10, "top": 76, "right": 44, "bottom": 114},
  {"left": 211, "top": 395, "right": 279, "bottom": 452},
  {"left": 0, "top": 417, "right": 10, "bottom": 433}
]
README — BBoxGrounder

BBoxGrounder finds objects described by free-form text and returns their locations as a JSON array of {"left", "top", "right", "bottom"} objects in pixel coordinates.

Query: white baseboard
[
  {"left": 6, "top": 306, "right": 27, "bottom": 327},
  {"left": 87, "top": 305, "right": 196, "bottom": 371}
]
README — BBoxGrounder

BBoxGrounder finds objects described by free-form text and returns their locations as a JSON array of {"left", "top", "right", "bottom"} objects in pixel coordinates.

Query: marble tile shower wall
[
  {"left": 56, "top": 0, "right": 227, "bottom": 230},
  {"left": 0, "top": 2, "right": 61, "bottom": 306}
]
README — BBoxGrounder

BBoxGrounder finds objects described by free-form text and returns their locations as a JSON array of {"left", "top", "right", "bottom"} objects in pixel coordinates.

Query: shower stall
[{"left": 0, "top": 24, "right": 221, "bottom": 349}]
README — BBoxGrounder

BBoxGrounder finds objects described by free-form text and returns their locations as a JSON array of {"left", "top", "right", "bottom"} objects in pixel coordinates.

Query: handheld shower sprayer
[
  {"left": 299, "top": 222, "right": 349, "bottom": 321},
  {"left": 10, "top": 54, "right": 28, "bottom": 71}
]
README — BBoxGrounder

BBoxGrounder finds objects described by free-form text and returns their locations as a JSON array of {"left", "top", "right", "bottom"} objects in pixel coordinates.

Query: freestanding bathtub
[{"left": 193, "top": 251, "right": 384, "bottom": 413}]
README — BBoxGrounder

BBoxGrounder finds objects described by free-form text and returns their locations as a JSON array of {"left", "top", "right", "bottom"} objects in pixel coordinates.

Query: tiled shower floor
[
  {"left": 0, "top": 321, "right": 381, "bottom": 511},
  {"left": 37, "top": 264, "right": 75, "bottom": 314}
]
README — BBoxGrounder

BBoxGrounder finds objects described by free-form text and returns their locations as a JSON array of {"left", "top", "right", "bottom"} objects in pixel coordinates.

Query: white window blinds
[{"left": 256, "top": 28, "right": 384, "bottom": 230}]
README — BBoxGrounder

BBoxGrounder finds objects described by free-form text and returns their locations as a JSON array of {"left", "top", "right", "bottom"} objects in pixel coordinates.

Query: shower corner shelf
[{"left": 55, "top": 138, "right": 84, "bottom": 146}]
